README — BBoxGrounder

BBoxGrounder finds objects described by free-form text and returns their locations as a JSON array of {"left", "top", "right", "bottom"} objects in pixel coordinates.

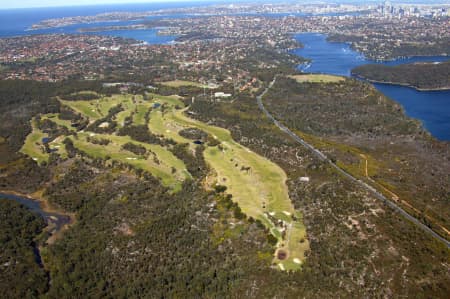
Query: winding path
[{"left": 256, "top": 77, "right": 450, "bottom": 249}]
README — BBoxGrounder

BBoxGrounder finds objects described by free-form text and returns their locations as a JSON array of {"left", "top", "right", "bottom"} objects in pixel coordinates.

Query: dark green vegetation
[
  {"left": 328, "top": 33, "right": 450, "bottom": 60},
  {"left": 263, "top": 76, "right": 450, "bottom": 241},
  {"left": 0, "top": 80, "right": 117, "bottom": 164},
  {"left": 0, "top": 75, "right": 449, "bottom": 297},
  {"left": 0, "top": 200, "right": 48, "bottom": 298},
  {"left": 188, "top": 87, "right": 450, "bottom": 297},
  {"left": 43, "top": 164, "right": 278, "bottom": 298},
  {"left": 352, "top": 61, "right": 450, "bottom": 90}
]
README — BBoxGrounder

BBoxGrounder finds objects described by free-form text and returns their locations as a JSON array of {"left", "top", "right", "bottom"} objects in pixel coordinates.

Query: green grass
[
  {"left": 59, "top": 99, "right": 102, "bottom": 119},
  {"left": 37, "top": 94, "right": 190, "bottom": 191},
  {"left": 21, "top": 91, "right": 308, "bottom": 270},
  {"left": 41, "top": 113, "right": 75, "bottom": 130},
  {"left": 20, "top": 118, "right": 70, "bottom": 164},
  {"left": 133, "top": 103, "right": 151, "bottom": 125},
  {"left": 49, "top": 136, "right": 68, "bottom": 160},
  {"left": 147, "top": 93, "right": 185, "bottom": 107},
  {"left": 71, "top": 132, "right": 189, "bottom": 192},
  {"left": 147, "top": 94, "right": 309, "bottom": 270},
  {"left": 160, "top": 80, "right": 207, "bottom": 88},
  {"left": 114, "top": 97, "right": 136, "bottom": 127},
  {"left": 115, "top": 109, "right": 133, "bottom": 127},
  {"left": 290, "top": 74, "right": 345, "bottom": 83},
  {"left": 20, "top": 118, "right": 48, "bottom": 165},
  {"left": 59, "top": 94, "right": 132, "bottom": 120}
]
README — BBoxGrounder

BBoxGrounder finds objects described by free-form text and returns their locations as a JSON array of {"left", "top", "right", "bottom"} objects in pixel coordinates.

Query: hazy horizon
[
  {"left": 3, "top": 0, "right": 449, "bottom": 10},
  {"left": 0, "top": 0, "right": 208, "bottom": 10}
]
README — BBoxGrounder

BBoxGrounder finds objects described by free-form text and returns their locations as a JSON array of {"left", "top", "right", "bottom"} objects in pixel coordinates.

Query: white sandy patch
[
  {"left": 283, "top": 211, "right": 291, "bottom": 216},
  {"left": 89, "top": 133, "right": 96, "bottom": 137},
  {"left": 269, "top": 212, "right": 275, "bottom": 216},
  {"left": 126, "top": 157, "right": 137, "bottom": 160},
  {"left": 278, "top": 263, "right": 285, "bottom": 271},
  {"left": 166, "top": 130, "right": 171, "bottom": 133},
  {"left": 32, "top": 158, "right": 38, "bottom": 161},
  {"left": 293, "top": 258, "right": 302, "bottom": 264}
]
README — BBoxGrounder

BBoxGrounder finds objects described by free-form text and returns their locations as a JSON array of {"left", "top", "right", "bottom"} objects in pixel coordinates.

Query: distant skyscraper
[{"left": 382, "top": 1, "right": 392, "bottom": 16}]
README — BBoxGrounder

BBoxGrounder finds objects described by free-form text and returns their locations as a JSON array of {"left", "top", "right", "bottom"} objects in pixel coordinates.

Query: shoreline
[
  {"left": 0, "top": 189, "right": 75, "bottom": 244},
  {"left": 351, "top": 73, "right": 450, "bottom": 92}
]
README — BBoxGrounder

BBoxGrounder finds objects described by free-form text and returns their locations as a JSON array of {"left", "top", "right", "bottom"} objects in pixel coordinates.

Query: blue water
[
  {"left": 293, "top": 33, "right": 450, "bottom": 141},
  {"left": 0, "top": 2, "right": 220, "bottom": 44},
  {"left": 0, "top": 193, "right": 71, "bottom": 231},
  {"left": 1, "top": 6, "right": 449, "bottom": 140},
  {"left": 0, "top": 3, "right": 364, "bottom": 44}
]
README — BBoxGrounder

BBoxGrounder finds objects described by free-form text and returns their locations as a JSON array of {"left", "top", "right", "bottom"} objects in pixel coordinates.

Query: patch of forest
[
  {"left": 352, "top": 61, "right": 450, "bottom": 90},
  {"left": 0, "top": 200, "right": 48, "bottom": 298},
  {"left": 263, "top": 76, "right": 450, "bottom": 241},
  {"left": 0, "top": 80, "right": 449, "bottom": 298},
  {"left": 187, "top": 90, "right": 450, "bottom": 298},
  {"left": 0, "top": 80, "right": 117, "bottom": 164}
]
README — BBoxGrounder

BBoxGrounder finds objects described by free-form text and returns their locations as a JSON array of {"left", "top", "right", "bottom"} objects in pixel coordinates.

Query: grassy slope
[
  {"left": 148, "top": 94, "right": 309, "bottom": 270},
  {"left": 21, "top": 91, "right": 308, "bottom": 270},
  {"left": 20, "top": 118, "right": 48, "bottom": 165},
  {"left": 19, "top": 94, "right": 189, "bottom": 192},
  {"left": 70, "top": 133, "right": 189, "bottom": 192},
  {"left": 41, "top": 113, "right": 75, "bottom": 130},
  {"left": 160, "top": 80, "right": 207, "bottom": 88},
  {"left": 60, "top": 94, "right": 131, "bottom": 120},
  {"left": 290, "top": 74, "right": 345, "bottom": 83}
]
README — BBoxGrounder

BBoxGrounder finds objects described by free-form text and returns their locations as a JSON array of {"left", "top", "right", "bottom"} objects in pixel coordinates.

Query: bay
[{"left": 292, "top": 32, "right": 450, "bottom": 141}]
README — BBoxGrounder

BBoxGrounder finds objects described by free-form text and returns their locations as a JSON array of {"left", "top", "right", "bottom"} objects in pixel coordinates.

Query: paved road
[{"left": 256, "top": 77, "right": 450, "bottom": 249}]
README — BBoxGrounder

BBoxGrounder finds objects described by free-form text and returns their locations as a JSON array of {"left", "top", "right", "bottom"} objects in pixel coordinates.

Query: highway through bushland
[{"left": 256, "top": 76, "right": 450, "bottom": 249}]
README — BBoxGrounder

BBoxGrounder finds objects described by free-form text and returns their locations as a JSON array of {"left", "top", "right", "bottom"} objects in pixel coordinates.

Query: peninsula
[{"left": 352, "top": 61, "right": 450, "bottom": 91}]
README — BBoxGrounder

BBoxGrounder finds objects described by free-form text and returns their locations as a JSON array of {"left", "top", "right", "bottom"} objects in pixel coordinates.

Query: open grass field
[
  {"left": 20, "top": 118, "right": 49, "bottom": 165},
  {"left": 70, "top": 133, "right": 189, "bottom": 191},
  {"left": 21, "top": 92, "right": 308, "bottom": 270},
  {"left": 41, "top": 113, "right": 75, "bottom": 130},
  {"left": 160, "top": 80, "right": 208, "bottom": 88},
  {"left": 19, "top": 94, "right": 190, "bottom": 191},
  {"left": 60, "top": 94, "right": 133, "bottom": 121},
  {"left": 133, "top": 103, "right": 151, "bottom": 125},
  {"left": 59, "top": 93, "right": 189, "bottom": 191},
  {"left": 290, "top": 74, "right": 345, "bottom": 83},
  {"left": 148, "top": 94, "right": 309, "bottom": 270},
  {"left": 20, "top": 118, "right": 69, "bottom": 164}
]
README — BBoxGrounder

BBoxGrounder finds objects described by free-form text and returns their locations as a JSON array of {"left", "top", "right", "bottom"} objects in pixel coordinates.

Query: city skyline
[{"left": 3, "top": 0, "right": 449, "bottom": 10}]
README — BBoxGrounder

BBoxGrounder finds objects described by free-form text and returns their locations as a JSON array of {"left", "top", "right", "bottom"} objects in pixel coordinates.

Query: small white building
[
  {"left": 300, "top": 177, "right": 310, "bottom": 183},
  {"left": 214, "top": 92, "right": 232, "bottom": 98}
]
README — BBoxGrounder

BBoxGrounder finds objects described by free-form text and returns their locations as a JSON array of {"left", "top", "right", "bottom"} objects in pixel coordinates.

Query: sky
[{"left": 2, "top": 0, "right": 449, "bottom": 9}]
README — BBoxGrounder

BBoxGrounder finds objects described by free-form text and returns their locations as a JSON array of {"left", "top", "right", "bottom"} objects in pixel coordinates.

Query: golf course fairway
[{"left": 148, "top": 95, "right": 309, "bottom": 271}]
